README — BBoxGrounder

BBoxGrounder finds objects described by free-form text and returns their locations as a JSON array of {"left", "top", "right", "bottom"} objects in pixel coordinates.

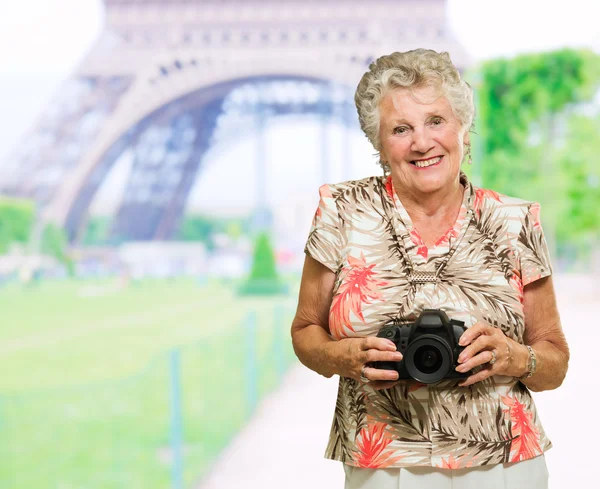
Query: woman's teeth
[{"left": 412, "top": 156, "right": 442, "bottom": 168}]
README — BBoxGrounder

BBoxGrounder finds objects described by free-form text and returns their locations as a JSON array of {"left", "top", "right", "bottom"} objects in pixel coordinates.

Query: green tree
[
  {"left": 239, "top": 232, "right": 286, "bottom": 295},
  {"left": 226, "top": 220, "right": 243, "bottom": 241},
  {"left": 0, "top": 197, "right": 35, "bottom": 253},
  {"left": 479, "top": 49, "right": 600, "bottom": 197},
  {"left": 476, "top": 49, "right": 600, "bottom": 262},
  {"left": 41, "top": 224, "right": 74, "bottom": 276},
  {"left": 81, "top": 216, "right": 111, "bottom": 245},
  {"left": 176, "top": 215, "right": 217, "bottom": 251},
  {"left": 555, "top": 114, "right": 600, "bottom": 250}
]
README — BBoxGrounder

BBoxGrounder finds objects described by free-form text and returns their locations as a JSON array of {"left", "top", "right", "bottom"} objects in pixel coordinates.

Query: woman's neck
[{"left": 392, "top": 177, "right": 464, "bottom": 223}]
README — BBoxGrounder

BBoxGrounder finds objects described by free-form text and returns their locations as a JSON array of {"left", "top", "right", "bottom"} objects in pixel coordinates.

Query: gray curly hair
[{"left": 354, "top": 49, "right": 474, "bottom": 172}]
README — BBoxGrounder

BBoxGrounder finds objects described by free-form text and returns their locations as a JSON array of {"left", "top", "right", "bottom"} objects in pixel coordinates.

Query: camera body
[{"left": 374, "top": 309, "right": 471, "bottom": 384}]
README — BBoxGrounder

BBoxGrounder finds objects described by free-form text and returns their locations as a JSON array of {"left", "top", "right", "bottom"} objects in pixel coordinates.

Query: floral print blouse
[{"left": 304, "top": 172, "right": 553, "bottom": 470}]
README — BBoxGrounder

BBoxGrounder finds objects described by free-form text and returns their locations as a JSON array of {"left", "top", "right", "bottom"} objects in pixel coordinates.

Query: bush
[
  {"left": 41, "top": 224, "right": 74, "bottom": 276},
  {"left": 0, "top": 197, "right": 35, "bottom": 253},
  {"left": 239, "top": 232, "right": 286, "bottom": 296}
]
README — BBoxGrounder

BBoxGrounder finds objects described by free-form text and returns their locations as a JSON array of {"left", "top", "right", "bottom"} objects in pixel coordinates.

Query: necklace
[
  {"left": 381, "top": 178, "right": 475, "bottom": 286},
  {"left": 403, "top": 212, "right": 472, "bottom": 285}
]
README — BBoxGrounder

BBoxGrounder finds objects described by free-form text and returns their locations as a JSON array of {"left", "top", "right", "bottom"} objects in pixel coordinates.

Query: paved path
[
  {"left": 197, "top": 364, "right": 343, "bottom": 489},
  {"left": 197, "top": 274, "right": 599, "bottom": 489}
]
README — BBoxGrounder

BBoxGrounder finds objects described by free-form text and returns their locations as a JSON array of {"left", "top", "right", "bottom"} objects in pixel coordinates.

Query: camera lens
[
  {"left": 405, "top": 335, "right": 452, "bottom": 384},
  {"left": 414, "top": 345, "right": 442, "bottom": 374}
]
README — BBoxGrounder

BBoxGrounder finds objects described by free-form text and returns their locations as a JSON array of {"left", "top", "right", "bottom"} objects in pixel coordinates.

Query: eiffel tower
[{"left": 0, "top": 0, "right": 470, "bottom": 242}]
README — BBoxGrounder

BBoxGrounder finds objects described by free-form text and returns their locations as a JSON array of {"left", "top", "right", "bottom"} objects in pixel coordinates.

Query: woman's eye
[
  {"left": 393, "top": 126, "right": 408, "bottom": 134},
  {"left": 430, "top": 117, "right": 443, "bottom": 125}
]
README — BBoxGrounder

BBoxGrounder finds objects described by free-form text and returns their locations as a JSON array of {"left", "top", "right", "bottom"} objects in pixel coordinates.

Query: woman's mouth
[{"left": 410, "top": 156, "right": 443, "bottom": 168}]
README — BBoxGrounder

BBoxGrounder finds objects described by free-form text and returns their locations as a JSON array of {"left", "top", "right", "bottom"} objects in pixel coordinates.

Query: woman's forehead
[{"left": 381, "top": 87, "right": 452, "bottom": 119}]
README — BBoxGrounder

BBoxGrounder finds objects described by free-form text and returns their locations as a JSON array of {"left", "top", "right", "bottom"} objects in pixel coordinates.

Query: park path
[
  {"left": 196, "top": 364, "right": 343, "bottom": 489},
  {"left": 196, "top": 274, "right": 599, "bottom": 489}
]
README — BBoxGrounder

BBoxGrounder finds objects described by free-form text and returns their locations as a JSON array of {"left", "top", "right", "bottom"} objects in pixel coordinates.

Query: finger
[
  {"left": 458, "top": 335, "right": 493, "bottom": 364},
  {"left": 362, "top": 366, "right": 399, "bottom": 382},
  {"left": 362, "top": 336, "right": 398, "bottom": 351},
  {"left": 362, "top": 348, "right": 403, "bottom": 365},
  {"left": 458, "top": 366, "right": 493, "bottom": 387},
  {"left": 456, "top": 350, "right": 495, "bottom": 373},
  {"left": 458, "top": 322, "right": 493, "bottom": 346}
]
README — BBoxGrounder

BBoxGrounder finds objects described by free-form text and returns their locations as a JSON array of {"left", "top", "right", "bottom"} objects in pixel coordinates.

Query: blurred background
[{"left": 0, "top": 0, "right": 599, "bottom": 488}]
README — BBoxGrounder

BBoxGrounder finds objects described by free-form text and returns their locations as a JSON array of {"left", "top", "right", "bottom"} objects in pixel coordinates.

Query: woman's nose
[{"left": 411, "top": 128, "right": 434, "bottom": 153}]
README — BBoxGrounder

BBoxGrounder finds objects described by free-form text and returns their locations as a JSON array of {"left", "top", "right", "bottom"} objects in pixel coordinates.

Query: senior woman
[{"left": 291, "top": 49, "right": 569, "bottom": 489}]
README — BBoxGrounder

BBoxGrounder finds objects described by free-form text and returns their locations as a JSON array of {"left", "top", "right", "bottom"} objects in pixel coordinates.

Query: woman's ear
[
  {"left": 463, "top": 131, "right": 471, "bottom": 146},
  {"left": 378, "top": 146, "right": 388, "bottom": 165}
]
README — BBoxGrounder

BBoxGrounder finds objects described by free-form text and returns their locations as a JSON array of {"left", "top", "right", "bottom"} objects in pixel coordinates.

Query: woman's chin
[
  {"left": 392, "top": 165, "right": 458, "bottom": 195},
  {"left": 409, "top": 165, "right": 461, "bottom": 193},
  {"left": 410, "top": 173, "right": 449, "bottom": 193}
]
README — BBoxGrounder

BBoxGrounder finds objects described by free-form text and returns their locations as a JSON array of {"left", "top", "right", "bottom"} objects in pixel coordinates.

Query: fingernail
[
  {"left": 459, "top": 337, "right": 467, "bottom": 346},
  {"left": 458, "top": 353, "right": 465, "bottom": 363},
  {"left": 387, "top": 340, "right": 397, "bottom": 349}
]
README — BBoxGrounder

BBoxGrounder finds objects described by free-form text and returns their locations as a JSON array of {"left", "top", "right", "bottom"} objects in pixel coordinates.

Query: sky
[{"left": 0, "top": 0, "right": 599, "bottom": 216}]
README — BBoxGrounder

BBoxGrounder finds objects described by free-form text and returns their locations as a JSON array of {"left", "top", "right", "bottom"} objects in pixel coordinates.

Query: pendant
[{"left": 408, "top": 270, "right": 438, "bottom": 284}]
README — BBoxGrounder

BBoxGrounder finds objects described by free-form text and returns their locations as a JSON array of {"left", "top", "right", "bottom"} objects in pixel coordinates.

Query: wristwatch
[{"left": 518, "top": 345, "right": 537, "bottom": 381}]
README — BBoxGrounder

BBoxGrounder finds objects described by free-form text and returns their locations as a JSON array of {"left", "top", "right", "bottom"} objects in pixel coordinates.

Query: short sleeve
[
  {"left": 518, "top": 203, "right": 553, "bottom": 286},
  {"left": 304, "top": 184, "right": 343, "bottom": 273}
]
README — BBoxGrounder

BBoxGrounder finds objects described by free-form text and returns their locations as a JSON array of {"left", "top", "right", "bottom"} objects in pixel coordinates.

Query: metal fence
[{"left": 0, "top": 304, "right": 296, "bottom": 489}]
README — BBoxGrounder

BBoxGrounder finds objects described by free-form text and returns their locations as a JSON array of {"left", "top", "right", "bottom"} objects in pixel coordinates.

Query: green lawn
[{"left": 0, "top": 277, "right": 300, "bottom": 489}]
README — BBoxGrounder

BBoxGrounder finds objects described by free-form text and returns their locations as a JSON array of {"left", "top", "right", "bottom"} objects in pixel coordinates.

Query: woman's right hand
[
  {"left": 291, "top": 256, "right": 403, "bottom": 390},
  {"left": 327, "top": 336, "right": 404, "bottom": 390}
]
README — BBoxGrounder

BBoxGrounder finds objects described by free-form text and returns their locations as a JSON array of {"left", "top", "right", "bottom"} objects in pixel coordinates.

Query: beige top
[{"left": 304, "top": 172, "right": 552, "bottom": 470}]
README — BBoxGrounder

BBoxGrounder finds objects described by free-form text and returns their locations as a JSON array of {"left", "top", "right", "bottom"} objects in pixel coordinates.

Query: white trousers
[{"left": 343, "top": 455, "right": 549, "bottom": 489}]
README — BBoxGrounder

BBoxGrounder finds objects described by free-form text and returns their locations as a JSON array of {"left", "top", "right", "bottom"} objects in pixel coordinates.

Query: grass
[{"left": 0, "top": 276, "right": 300, "bottom": 489}]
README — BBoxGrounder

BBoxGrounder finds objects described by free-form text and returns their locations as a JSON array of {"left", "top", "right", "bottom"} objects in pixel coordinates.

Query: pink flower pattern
[
  {"left": 306, "top": 173, "right": 552, "bottom": 469},
  {"left": 329, "top": 253, "right": 388, "bottom": 339}
]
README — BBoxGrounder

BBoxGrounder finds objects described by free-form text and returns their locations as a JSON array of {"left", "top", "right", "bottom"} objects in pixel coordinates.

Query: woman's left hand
[{"left": 454, "top": 322, "right": 528, "bottom": 387}]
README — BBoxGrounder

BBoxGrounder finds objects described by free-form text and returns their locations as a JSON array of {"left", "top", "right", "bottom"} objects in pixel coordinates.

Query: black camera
[{"left": 374, "top": 309, "right": 471, "bottom": 384}]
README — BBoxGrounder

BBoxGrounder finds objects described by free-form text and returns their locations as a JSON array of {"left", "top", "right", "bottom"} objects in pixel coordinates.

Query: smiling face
[{"left": 379, "top": 86, "right": 470, "bottom": 198}]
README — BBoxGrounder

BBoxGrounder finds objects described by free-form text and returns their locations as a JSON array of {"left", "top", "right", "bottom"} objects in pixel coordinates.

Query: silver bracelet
[{"left": 518, "top": 345, "right": 537, "bottom": 381}]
